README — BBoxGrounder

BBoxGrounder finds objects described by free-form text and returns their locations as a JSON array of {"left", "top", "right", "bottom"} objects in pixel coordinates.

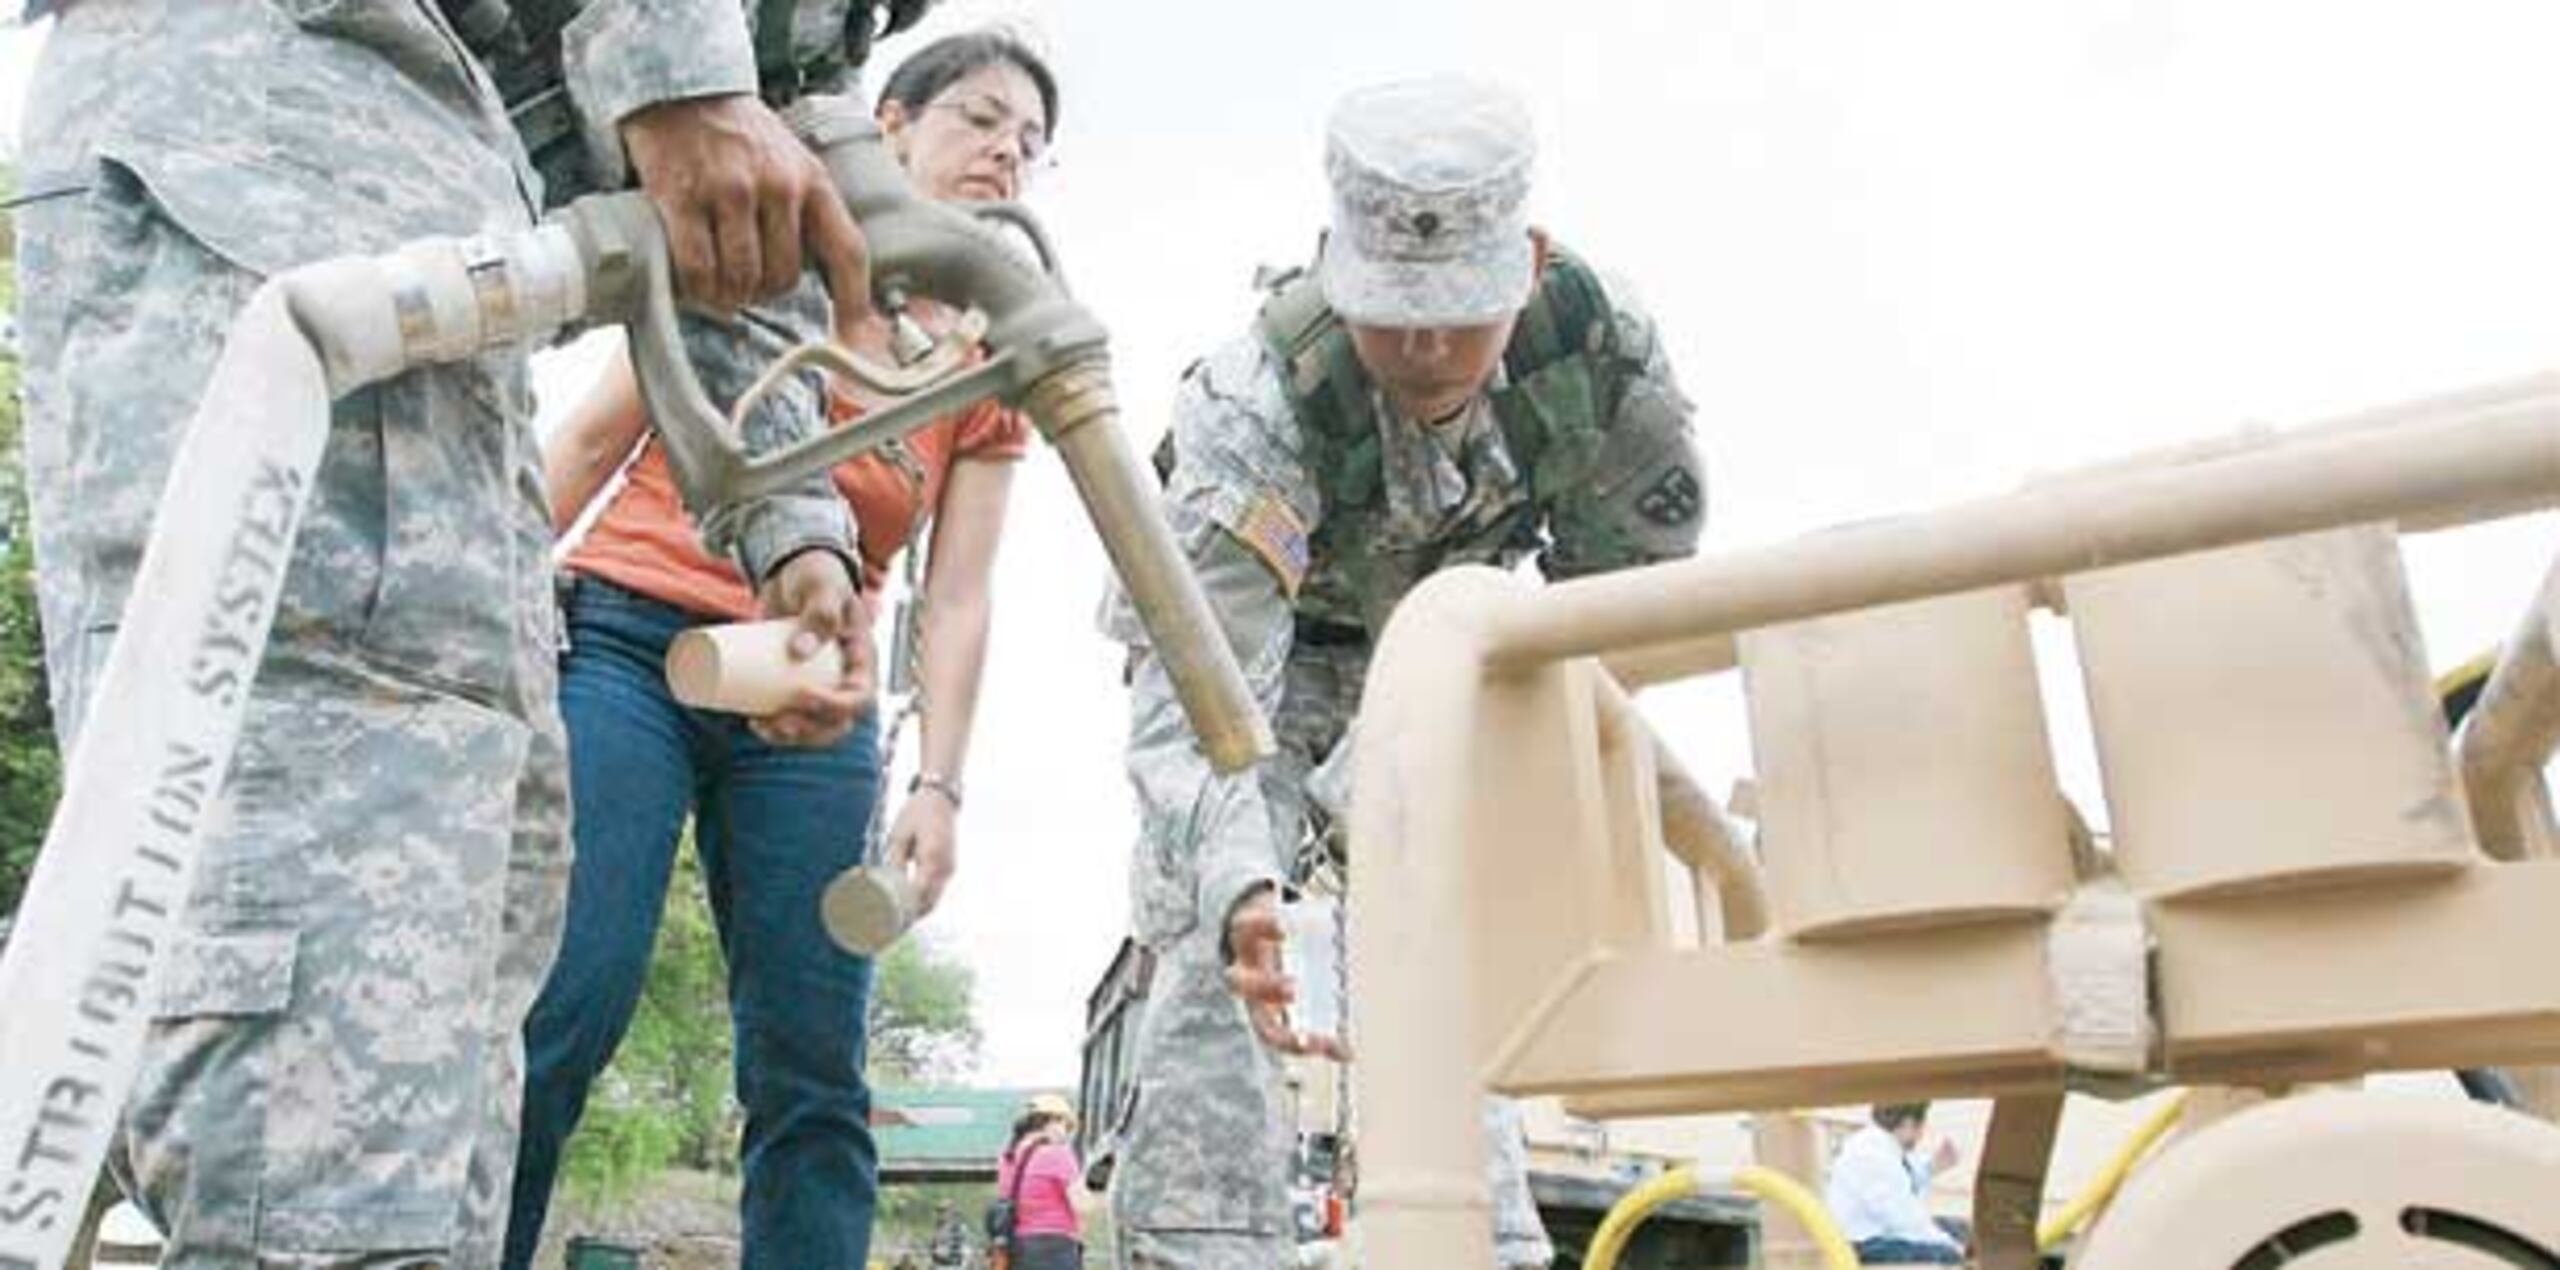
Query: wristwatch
[{"left": 910, "top": 770, "right": 963, "bottom": 810}]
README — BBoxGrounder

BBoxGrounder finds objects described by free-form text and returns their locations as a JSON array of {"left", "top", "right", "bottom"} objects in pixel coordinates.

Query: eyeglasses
[{"left": 928, "top": 95, "right": 1054, "bottom": 172}]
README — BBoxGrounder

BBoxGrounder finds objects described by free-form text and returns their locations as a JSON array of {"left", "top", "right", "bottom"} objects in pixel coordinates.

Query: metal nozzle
[
  {"left": 1025, "top": 360, "right": 1275, "bottom": 772},
  {"left": 567, "top": 95, "right": 1275, "bottom": 774}
]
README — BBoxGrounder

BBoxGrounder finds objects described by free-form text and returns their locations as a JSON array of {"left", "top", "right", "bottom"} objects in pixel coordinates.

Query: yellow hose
[
  {"left": 1584, "top": 1163, "right": 1857, "bottom": 1270},
  {"left": 1586, "top": 1090, "right": 2189, "bottom": 1267},
  {"left": 2437, "top": 647, "right": 2500, "bottom": 700},
  {"left": 2035, "top": 1090, "right": 2191, "bottom": 1252}
]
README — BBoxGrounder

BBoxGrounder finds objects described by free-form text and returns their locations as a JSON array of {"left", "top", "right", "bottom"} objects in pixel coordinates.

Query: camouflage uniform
[
  {"left": 10, "top": 0, "right": 845, "bottom": 1263},
  {"left": 478, "top": 0, "right": 897, "bottom": 576},
  {"left": 1109, "top": 81, "right": 1707, "bottom": 1270},
  {"left": 480, "top": 3, "right": 910, "bottom": 1266}
]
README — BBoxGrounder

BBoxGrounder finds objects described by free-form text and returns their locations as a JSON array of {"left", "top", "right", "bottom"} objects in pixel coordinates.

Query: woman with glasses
[{"left": 502, "top": 29, "right": 1061, "bottom": 1270}]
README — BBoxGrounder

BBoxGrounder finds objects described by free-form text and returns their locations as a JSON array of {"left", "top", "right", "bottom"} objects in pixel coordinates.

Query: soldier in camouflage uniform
[
  {"left": 1108, "top": 79, "right": 1707, "bottom": 1269},
  {"left": 11, "top": 0, "right": 888, "bottom": 1263},
  {"left": 480, "top": 0, "right": 936, "bottom": 593}
]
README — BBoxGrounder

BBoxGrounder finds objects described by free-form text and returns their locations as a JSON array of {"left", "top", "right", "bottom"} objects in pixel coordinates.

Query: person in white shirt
[{"left": 1823, "top": 1103, "right": 1968, "bottom": 1265}]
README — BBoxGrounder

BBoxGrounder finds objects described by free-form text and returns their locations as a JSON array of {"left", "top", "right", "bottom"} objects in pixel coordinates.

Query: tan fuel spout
[{"left": 1020, "top": 360, "right": 1275, "bottom": 771}]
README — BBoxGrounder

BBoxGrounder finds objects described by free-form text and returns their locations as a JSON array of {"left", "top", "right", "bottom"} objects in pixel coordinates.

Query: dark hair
[
  {"left": 878, "top": 29, "right": 1061, "bottom": 139},
  {"left": 1007, "top": 1110, "right": 1059, "bottom": 1161},
  {"left": 1873, "top": 1102, "right": 1931, "bottom": 1131}
]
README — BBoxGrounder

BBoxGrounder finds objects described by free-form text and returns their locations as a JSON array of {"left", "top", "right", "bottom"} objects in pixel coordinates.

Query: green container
[{"left": 564, "top": 1236, "right": 644, "bottom": 1270}]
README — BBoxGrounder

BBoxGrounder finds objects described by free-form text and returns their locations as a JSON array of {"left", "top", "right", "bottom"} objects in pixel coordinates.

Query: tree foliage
[
  {"left": 0, "top": 170, "right": 63, "bottom": 926},
  {"left": 868, "top": 930, "right": 984, "bottom": 1086}
]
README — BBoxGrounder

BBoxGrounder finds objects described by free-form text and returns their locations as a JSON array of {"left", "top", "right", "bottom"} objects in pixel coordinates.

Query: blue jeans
[
  {"left": 1854, "top": 1236, "right": 1965, "bottom": 1265},
  {"left": 505, "top": 576, "right": 883, "bottom": 1269}
]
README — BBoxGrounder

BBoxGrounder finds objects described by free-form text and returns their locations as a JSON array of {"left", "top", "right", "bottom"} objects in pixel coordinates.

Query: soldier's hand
[
  {"left": 751, "top": 548, "right": 875, "bottom": 747},
  {"left": 885, "top": 794, "right": 959, "bottom": 918},
  {"left": 621, "top": 93, "right": 873, "bottom": 322},
  {"left": 1224, "top": 889, "right": 1352, "bottom": 1061}
]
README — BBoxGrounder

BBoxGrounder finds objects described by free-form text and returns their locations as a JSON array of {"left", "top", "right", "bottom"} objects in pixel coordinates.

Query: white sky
[{"left": 9, "top": 1, "right": 2560, "bottom": 1092}]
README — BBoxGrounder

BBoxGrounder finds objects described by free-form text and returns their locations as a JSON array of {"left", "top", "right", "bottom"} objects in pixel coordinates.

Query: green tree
[
  {"left": 869, "top": 930, "right": 984, "bottom": 1085},
  {"left": 0, "top": 169, "right": 62, "bottom": 924},
  {"left": 862, "top": 932, "right": 991, "bottom": 1253}
]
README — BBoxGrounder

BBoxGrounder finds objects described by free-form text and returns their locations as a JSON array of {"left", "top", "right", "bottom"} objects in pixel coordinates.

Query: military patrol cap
[{"left": 1318, "top": 77, "right": 1538, "bottom": 328}]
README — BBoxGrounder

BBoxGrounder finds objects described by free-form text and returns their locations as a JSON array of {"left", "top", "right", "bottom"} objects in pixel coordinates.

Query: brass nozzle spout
[{"left": 1026, "top": 359, "right": 1276, "bottom": 773}]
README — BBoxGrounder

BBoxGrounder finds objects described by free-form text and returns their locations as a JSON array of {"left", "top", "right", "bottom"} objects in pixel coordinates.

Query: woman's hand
[
  {"left": 884, "top": 791, "right": 960, "bottom": 917},
  {"left": 751, "top": 549, "right": 877, "bottom": 748}
]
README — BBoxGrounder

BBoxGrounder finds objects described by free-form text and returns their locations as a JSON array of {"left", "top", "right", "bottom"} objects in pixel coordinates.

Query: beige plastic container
[
  {"left": 664, "top": 619, "right": 847, "bottom": 716},
  {"left": 2064, "top": 525, "right": 2474, "bottom": 900},
  {"left": 1741, "top": 586, "right": 2072, "bottom": 939}
]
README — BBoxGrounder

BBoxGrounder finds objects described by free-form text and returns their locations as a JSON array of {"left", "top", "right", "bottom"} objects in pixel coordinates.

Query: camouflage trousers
[
  {"left": 17, "top": 67, "right": 570, "bottom": 1269},
  {"left": 1112, "top": 642, "right": 1553, "bottom": 1268},
  {"left": 1108, "top": 923, "right": 1556, "bottom": 1269},
  {"left": 1110, "top": 921, "right": 1299, "bottom": 1267}
]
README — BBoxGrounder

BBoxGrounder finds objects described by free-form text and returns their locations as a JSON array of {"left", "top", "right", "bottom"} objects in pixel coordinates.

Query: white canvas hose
[{"left": 0, "top": 224, "right": 587, "bottom": 1270}]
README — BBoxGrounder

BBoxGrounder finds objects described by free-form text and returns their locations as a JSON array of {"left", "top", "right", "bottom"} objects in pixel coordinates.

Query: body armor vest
[{"left": 1245, "top": 242, "right": 1646, "bottom": 631}]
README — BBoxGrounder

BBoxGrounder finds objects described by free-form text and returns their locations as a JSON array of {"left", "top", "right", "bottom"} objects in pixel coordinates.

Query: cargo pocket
[
  {"left": 359, "top": 359, "right": 529, "bottom": 702},
  {"left": 249, "top": 689, "right": 528, "bottom": 1256},
  {"left": 156, "top": 928, "right": 299, "bottom": 1021},
  {"left": 116, "top": 929, "right": 300, "bottom": 1255}
]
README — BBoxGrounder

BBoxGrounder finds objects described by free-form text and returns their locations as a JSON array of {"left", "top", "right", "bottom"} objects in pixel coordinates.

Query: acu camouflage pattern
[
  {"left": 469, "top": 0, "right": 896, "bottom": 201},
  {"left": 467, "top": 0, "right": 880, "bottom": 583},
  {"left": 1112, "top": 256, "right": 1702, "bottom": 1267},
  {"left": 475, "top": 0, "right": 889, "bottom": 591},
  {"left": 1270, "top": 244, "right": 1704, "bottom": 633},
  {"left": 7, "top": 0, "right": 759, "bottom": 1260},
  {"left": 649, "top": 280, "right": 861, "bottom": 587},
  {"left": 1315, "top": 79, "right": 1538, "bottom": 328}
]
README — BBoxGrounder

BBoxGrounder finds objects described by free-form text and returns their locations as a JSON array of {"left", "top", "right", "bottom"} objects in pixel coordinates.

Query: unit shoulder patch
[{"left": 1633, "top": 465, "right": 1703, "bottom": 528}]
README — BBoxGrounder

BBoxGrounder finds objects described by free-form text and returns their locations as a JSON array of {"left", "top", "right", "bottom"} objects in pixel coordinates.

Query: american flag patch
[{"left": 1233, "top": 493, "right": 1311, "bottom": 596}]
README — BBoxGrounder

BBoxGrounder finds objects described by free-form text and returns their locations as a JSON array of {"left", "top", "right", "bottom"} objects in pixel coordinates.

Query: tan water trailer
[{"left": 1347, "top": 373, "right": 2560, "bottom": 1266}]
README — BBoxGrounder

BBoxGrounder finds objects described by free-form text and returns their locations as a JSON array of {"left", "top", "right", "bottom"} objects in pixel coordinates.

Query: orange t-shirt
[{"left": 567, "top": 391, "right": 1031, "bottom": 621}]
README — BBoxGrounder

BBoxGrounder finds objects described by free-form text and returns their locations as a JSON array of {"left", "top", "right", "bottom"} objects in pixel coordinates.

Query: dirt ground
[
  {"left": 539, "top": 1170, "right": 744, "bottom": 1269},
  {"left": 536, "top": 1171, "right": 1069, "bottom": 1268}
]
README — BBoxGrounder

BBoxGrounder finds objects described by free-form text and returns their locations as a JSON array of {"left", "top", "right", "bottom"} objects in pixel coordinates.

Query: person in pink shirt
[{"left": 993, "top": 1094, "right": 1092, "bottom": 1269}]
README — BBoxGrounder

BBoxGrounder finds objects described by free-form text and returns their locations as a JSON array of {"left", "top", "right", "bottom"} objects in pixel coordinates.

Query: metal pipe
[
  {"left": 1590, "top": 675, "right": 1769, "bottom": 940},
  {"left": 1589, "top": 372, "right": 2552, "bottom": 693},
  {"left": 1483, "top": 377, "right": 2560, "bottom": 671},
  {"left": 1024, "top": 361, "right": 1275, "bottom": 770},
  {"left": 2030, "top": 372, "right": 2560, "bottom": 534},
  {"left": 2456, "top": 556, "right": 2560, "bottom": 861},
  {"left": 1597, "top": 632, "right": 1737, "bottom": 687},
  {"left": 1654, "top": 753, "right": 1766, "bottom": 941}
]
